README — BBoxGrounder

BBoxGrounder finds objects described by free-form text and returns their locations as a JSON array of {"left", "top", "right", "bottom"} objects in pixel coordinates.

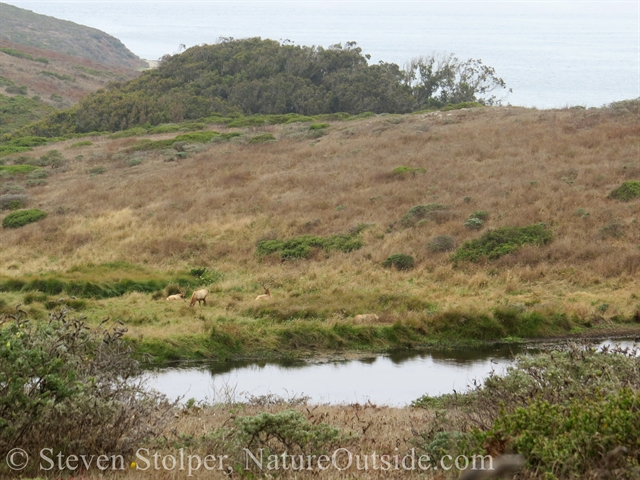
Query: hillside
[
  {"left": 0, "top": 2, "right": 146, "bottom": 70},
  {"left": 0, "top": 101, "right": 639, "bottom": 359}
]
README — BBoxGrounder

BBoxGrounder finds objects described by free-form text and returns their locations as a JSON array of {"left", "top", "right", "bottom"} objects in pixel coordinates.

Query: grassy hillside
[
  {"left": 0, "top": 2, "right": 146, "bottom": 70},
  {"left": 0, "top": 101, "right": 639, "bottom": 360}
]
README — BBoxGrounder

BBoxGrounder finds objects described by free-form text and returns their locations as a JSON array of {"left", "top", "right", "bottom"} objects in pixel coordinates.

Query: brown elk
[
  {"left": 189, "top": 288, "right": 208, "bottom": 307},
  {"left": 255, "top": 282, "right": 271, "bottom": 301}
]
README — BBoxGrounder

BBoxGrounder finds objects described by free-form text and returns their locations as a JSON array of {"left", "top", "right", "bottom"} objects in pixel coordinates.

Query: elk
[
  {"left": 189, "top": 288, "right": 208, "bottom": 307},
  {"left": 255, "top": 282, "right": 272, "bottom": 301},
  {"left": 353, "top": 314, "right": 379, "bottom": 323},
  {"left": 166, "top": 287, "right": 186, "bottom": 301}
]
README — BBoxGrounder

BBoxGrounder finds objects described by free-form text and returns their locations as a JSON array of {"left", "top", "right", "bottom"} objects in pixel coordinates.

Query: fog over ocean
[{"left": 4, "top": 1, "right": 639, "bottom": 108}]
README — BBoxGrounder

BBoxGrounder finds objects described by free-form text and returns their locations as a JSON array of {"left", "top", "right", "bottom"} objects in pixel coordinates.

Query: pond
[{"left": 142, "top": 339, "right": 638, "bottom": 406}]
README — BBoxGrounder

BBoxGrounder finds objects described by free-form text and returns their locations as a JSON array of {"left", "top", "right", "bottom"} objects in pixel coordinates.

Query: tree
[{"left": 405, "top": 53, "right": 509, "bottom": 109}]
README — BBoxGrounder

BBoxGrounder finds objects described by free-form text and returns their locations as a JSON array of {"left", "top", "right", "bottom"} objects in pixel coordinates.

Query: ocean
[{"left": 3, "top": 1, "right": 638, "bottom": 109}]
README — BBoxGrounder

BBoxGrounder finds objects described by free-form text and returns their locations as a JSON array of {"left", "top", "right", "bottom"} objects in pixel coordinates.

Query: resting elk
[
  {"left": 255, "top": 283, "right": 272, "bottom": 301},
  {"left": 189, "top": 288, "right": 208, "bottom": 307},
  {"left": 166, "top": 287, "right": 186, "bottom": 301}
]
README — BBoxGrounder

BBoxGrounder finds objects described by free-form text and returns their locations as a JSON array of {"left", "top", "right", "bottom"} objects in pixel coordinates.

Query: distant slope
[{"left": 0, "top": 2, "right": 146, "bottom": 70}]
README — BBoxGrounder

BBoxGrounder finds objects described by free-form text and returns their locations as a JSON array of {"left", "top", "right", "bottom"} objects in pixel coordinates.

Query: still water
[
  {"left": 143, "top": 339, "right": 638, "bottom": 406},
  {"left": 3, "top": 1, "right": 639, "bottom": 108}
]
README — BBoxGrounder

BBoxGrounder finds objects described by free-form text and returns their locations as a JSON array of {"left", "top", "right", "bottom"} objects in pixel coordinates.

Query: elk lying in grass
[
  {"left": 353, "top": 313, "right": 379, "bottom": 323},
  {"left": 189, "top": 289, "right": 208, "bottom": 307},
  {"left": 255, "top": 284, "right": 271, "bottom": 301},
  {"left": 166, "top": 287, "right": 186, "bottom": 301}
]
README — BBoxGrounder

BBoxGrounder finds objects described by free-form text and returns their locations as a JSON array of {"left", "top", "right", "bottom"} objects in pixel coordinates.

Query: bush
[
  {"left": 391, "top": 166, "right": 426, "bottom": 179},
  {"left": 383, "top": 253, "right": 415, "bottom": 270},
  {"left": 309, "top": 123, "right": 329, "bottom": 130},
  {"left": 400, "top": 204, "right": 448, "bottom": 228},
  {"left": 0, "top": 194, "right": 27, "bottom": 210},
  {"left": 0, "top": 309, "right": 171, "bottom": 465},
  {"left": 256, "top": 233, "right": 362, "bottom": 260},
  {"left": 2, "top": 208, "right": 47, "bottom": 228},
  {"left": 608, "top": 180, "right": 640, "bottom": 201},
  {"left": 427, "top": 235, "right": 456, "bottom": 252},
  {"left": 464, "top": 217, "right": 484, "bottom": 230},
  {"left": 451, "top": 223, "right": 552, "bottom": 262},
  {"left": 249, "top": 133, "right": 276, "bottom": 144}
]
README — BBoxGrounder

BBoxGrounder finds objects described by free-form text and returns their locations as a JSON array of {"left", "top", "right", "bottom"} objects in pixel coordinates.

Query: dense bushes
[
  {"left": 0, "top": 277, "right": 168, "bottom": 298},
  {"left": 451, "top": 223, "right": 552, "bottom": 262},
  {"left": 2, "top": 208, "right": 47, "bottom": 228},
  {"left": 383, "top": 253, "right": 415, "bottom": 270},
  {"left": 11, "top": 38, "right": 506, "bottom": 136},
  {"left": 0, "top": 309, "right": 171, "bottom": 468},
  {"left": 400, "top": 204, "right": 448, "bottom": 228},
  {"left": 256, "top": 233, "right": 362, "bottom": 260},
  {"left": 411, "top": 344, "right": 640, "bottom": 478}
]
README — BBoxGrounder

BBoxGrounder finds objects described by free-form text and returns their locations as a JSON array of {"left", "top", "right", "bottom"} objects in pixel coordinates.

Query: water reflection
[{"left": 143, "top": 339, "right": 637, "bottom": 406}]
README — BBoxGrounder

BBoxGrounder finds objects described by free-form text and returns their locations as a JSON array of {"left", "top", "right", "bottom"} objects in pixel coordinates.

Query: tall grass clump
[
  {"left": 451, "top": 223, "right": 552, "bottom": 262},
  {"left": 400, "top": 204, "right": 448, "bottom": 228}
]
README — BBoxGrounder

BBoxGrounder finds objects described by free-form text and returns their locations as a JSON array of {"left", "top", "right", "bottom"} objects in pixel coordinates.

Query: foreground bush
[
  {"left": 383, "top": 253, "right": 415, "bottom": 270},
  {"left": 0, "top": 309, "right": 172, "bottom": 467},
  {"left": 412, "top": 344, "right": 640, "bottom": 478},
  {"left": 2, "top": 208, "right": 47, "bottom": 228}
]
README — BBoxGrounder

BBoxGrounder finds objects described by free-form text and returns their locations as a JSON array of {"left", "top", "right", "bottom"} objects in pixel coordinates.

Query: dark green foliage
[
  {"left": 0, "top": 164, "right": 40, "bottom": 174},
  {"left": 469, "top": 210, "right": 490, "bottom": 220},
  {"left": 189, "top": 267, "right": 224, "bottom": 285},
  {"left": 70, "top": 140, "right": 92, "bottom": 148},
  {"left": 309, "top": 123, "right": 329, "bottom": 130},
  {"left": 39, "top": 71, "right": 75, "bottom": 82},
  {"left": 608, "top": 180, "right": 640, "bottom": 201},
  {"left": 13, "top": 38, "right": 506, "bottom": 136},
  {"left": 256, "top": 233, "right": 362, "bottom": 260},
  {"left": 2, "top": 208, "right": 47, "bottom": 228},
  {"left": 383, "top": 253, "right": 415, "bottom": 270},
  {"left": 0, "top": 47, "right": 35, "bottom": 61},
  {"left": 451, "top": 223, "right": 552, "bottom": 262},
  {"left": 427, "top": 235, "right": 456, "bottom": 252},
  {"left": 400, "top": 203, "right": 447, "bottom": 228},
  {"left": 248, "top": 133, "right": 276, "bottom": 144},
  {"left": 0, "top": 309, "right": 170, "bottom": 463}
]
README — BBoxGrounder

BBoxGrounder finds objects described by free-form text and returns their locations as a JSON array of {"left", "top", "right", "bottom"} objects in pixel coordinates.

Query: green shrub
[
  {"left": 608, "top": 180, "right": 640, "bottom": 201},
  {"left": 400, "top": 204, "right": 448, "bottom": 228},
  {"left": 0, "top": 309, "right": 170, "bottom": 466},
  {"left": 2, "top": 208, "right": 47, "bottom": 228},
  {"left": 0, "top": 194, "right": 27, "bottom": 211},
  {"left": 256, "top": 233, "right": 362, "bottom": 260},
  {"left": 383, "top": 253, "right": 415, "bottom": 270},
  {"left": 309, "top": 123, "right": 329, "bottom": 130},
  {"left": 427, "top": 235, "right": 456, "bottom": 252},
  {"left": 464, "top": 217, "right": 484, "bottom": 230},
  {"left": 469, "top": 210, "right": 490, "bottom": 220},
  {"left": 0, "top": 164, "right": 40, "bottom": 174},
  {"left": 249, "top": 133, "right": 276, "bottom": 144},
  {"left": 451, "top": 223, "right": 552, "bottom": 262}
]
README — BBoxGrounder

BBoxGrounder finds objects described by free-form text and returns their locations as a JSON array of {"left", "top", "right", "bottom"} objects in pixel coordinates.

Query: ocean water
[{"left": 3, "top": 1, "right": 639, "bottom": 109}]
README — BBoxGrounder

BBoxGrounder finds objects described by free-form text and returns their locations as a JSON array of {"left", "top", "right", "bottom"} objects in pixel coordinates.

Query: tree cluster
[{"left": 18, "top": 38, "right": 508, "bottom": 135}]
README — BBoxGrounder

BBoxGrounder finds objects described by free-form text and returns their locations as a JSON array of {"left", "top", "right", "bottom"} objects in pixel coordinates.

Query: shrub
[
  {"left": 464, "top": 217, "right": 484, "bottom": 230},
  {"left": 0, "top": 194, "right": 27, "bottom": 210},
  {"left": 451, "top": 223, "right": 552, "bottom": 262},
  {"left": 469, "top": 210, "right": 490, "bottom": 220},
  {"left": 608, "top": 180, "right": 640, "bottom": 201},
  {"left": 599, "top": 219, "right": 626, "bottom": 239},
  {"left": 2, "top": 209, "right": 47, "bottom": 228},
  {"left": 383, "top": 253, "right": 415, "bottom": 270},
  {"left": 70, "top": 141, "right": 92, "bottom": 148},
  {"left": 427, "top": 235, "right": 456, "bottom": 252},
  {"left": 309, "top": 123, "right": 330, "bottom": 130},
  {"left": 0, "top": 309, "right": 171, "bottom": 465},
  {"left": 256, "top": 233, "right": 362, "bottom": 260},
  {"left": 400, "top": 204, "right": 448, "bottom": 228},
  {"left": 249, "top": 133, "right": 276, "bottom": 144}
]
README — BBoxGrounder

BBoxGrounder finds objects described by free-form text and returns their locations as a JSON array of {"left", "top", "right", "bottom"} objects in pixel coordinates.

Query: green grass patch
[
  {"left": 451, "top": 223, "right": 552, "bottom": 262},
  {"left": 248, "top": 133, "right": 276, "bottom": 144},
  {"left": 0, "top": 164, "right": 41, "bottom": 174},
  {"left": 2, "top": 208, "right": 47, "bottom": 228}
]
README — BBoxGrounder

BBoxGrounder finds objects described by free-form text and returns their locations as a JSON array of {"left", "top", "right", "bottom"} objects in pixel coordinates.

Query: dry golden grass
[{"left": 1, "top": 105, "right": 639, "bottom": 333}]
